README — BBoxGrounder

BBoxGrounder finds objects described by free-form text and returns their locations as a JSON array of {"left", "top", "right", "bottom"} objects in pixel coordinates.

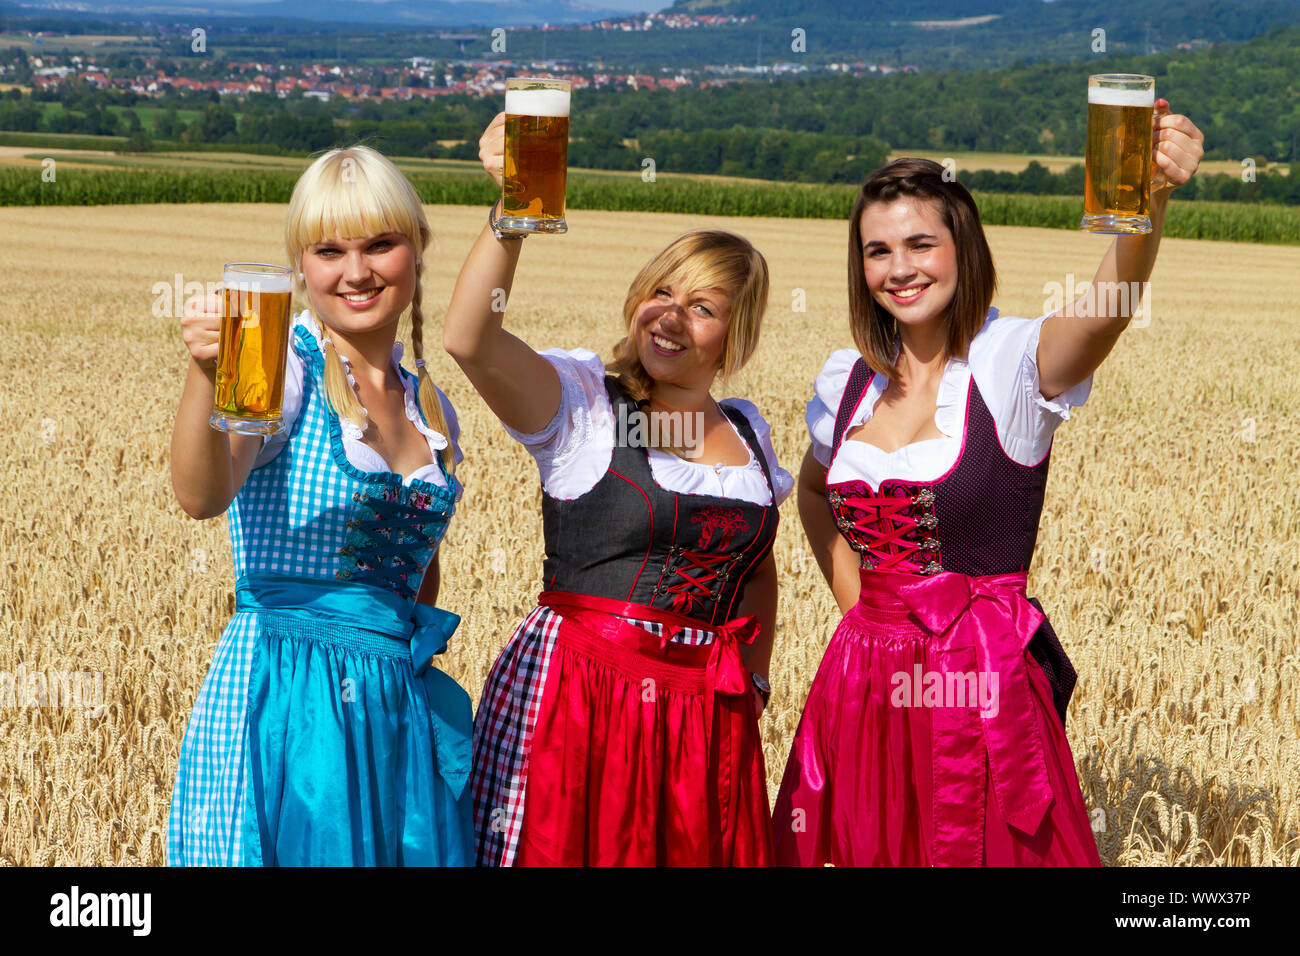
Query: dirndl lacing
[{"left": 167, "top": 317, "right": 473, "bottom": 867}]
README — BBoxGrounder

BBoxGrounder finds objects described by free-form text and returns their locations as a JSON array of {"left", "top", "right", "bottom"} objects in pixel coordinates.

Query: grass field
[
  {"left": 33, "top": 102, "right": 204, "bottom": 131},
  {"left": 0, "top": 145, "right": 735, "bottom": 183},
  {"left": 881, "top": 149, "right": 1285, "bottom": 178},
  {"left": 5, "top": 161, "right": 1297, "bottom": 243},
  {"left": 0, "top": 203, "right": 1297, "bottom": 866},
  {"left": 1, "top": 33, "right": 163, "bottom": 54},
  {"left": 3, "top": 136, "right": 1286, "bottom": 180}
]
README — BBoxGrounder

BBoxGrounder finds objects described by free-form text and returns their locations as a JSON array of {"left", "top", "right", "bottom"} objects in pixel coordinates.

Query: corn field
[
  {"left": 3, "top": 164, "right": 1299, "bottom": 244},
  {"left": 0, "top": 202, "right": 1296, "bottom": 866}
]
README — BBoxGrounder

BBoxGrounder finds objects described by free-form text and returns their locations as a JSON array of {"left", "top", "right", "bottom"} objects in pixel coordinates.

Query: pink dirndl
[
  {"left": 772, "top": 569, "right": 1100, "bottom": 866},
  {"left": 773, "top": 347, "right": 1101, "bottom": 866}
]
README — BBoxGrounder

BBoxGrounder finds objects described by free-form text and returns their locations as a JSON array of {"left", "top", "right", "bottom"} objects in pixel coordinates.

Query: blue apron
[{"left": 167, "top": 321, "right": 472, "bottom": 866}]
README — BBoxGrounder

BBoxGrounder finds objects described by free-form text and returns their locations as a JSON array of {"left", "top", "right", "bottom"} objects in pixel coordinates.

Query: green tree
[{"left": 194, "top": 103, "right": 238, "bottom": 143}]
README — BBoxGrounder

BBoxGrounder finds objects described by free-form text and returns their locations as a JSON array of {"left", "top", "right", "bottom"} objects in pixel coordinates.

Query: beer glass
[
  {"left": 210, "top": 262, "right": 293, "bottom": 435},
  {"left": 498, "top": 77, "right": 571, "bottom": 235},
  {"left": 1081, "top": 74, "right": 1157, "bottom": 235}
]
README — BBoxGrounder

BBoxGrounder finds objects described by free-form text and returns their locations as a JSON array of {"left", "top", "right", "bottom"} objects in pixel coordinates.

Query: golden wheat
[{"left": 1, "top": 203, "right": 1296, "bottom": 866}]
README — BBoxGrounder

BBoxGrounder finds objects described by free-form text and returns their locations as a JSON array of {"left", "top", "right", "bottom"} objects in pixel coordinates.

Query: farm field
[
  {"left": 0, "top": 145, "right": 748, "bottom": 183},
  {"left": 0, "top": 33, "right": 163, "bottom": 54},
  {"left": 877, "top": 149, "right": 1283, "bottom": 178},
  {"left": 0, "top": 203, "right": 1297, "bottom": 866}
]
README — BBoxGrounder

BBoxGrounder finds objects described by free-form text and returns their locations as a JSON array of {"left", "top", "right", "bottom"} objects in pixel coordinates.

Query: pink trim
[
  {"left": 1026, "top": 437, "right": 1054, "bottom": 469},
  {"left": 607, "top": 468, "right": 654, "bottom": 600},
  {"left": 835, "top": 372, "right": 975, "bottom": 496},
  {"left": 828, "top": 364, "right": 878, "bottom": 472},
  {"left": 980, "top": 364, "right": 1055, "bottom": 469}
]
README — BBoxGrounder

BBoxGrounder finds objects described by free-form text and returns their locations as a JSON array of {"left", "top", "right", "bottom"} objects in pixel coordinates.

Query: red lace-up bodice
[{"left": 828, "top": 482, "right": 943, "bottom": 575}]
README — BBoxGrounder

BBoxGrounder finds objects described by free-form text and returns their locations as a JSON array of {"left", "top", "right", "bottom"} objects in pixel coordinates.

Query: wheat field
[{"left": 0, "top": 202, "right": 1296, "bottom": 866}]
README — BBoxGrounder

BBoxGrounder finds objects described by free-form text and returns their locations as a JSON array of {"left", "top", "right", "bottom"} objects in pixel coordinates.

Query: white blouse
[
  {"left": 254, "top": 311, "right": 464, "bottom": 495},
  {"left": 506, "top": 348, "right": 795, "bottom": 507},
  {"left": 809, "top": 309, "right": 1093, "bottom": 488}
]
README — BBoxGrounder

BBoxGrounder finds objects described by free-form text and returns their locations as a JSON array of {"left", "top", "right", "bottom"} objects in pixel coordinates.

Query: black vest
[{"left": 541, "top": 379, "right": 780, "bottom": 627}]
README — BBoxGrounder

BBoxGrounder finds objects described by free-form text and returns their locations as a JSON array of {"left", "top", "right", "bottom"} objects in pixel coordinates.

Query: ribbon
[
  {"left": 690, "top": 613, "right": 758, "bottom": 748},
  {"left": 408, "top": 602, "right": 468, "bottom": 797},
  {"left": 887, "top": 571, "right": 1055, "bottom": 860},
  {"left": 410, "top": 602, "right": 461, "bottom": 676}
]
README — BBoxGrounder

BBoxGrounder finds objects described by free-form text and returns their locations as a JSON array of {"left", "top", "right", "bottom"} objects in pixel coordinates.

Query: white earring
[{"left": 297, "top": 272, "right": 304, "bottom": 280}]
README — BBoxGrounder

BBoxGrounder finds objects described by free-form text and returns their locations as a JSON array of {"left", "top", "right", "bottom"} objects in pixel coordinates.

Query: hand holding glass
[
  {"left": 210, "top": 262, "right": 293, "bottom": 435},
  {"left": 1081, "top": 74, "right": 1160, "bottom": 235},
  {"left": 497, "top": 77, "right": 571, "bottom": 236}
]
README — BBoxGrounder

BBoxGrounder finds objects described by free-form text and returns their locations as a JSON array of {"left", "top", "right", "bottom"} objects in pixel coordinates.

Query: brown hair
[
  {"left": 847, "top": 157, "right": 996, "bottom": 380},
  {"left": 607, "top": 229, "right": 769, "bottom": 404}
]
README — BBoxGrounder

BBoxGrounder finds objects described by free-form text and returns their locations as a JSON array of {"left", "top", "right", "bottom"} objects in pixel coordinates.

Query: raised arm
[
  {"left": 797, "top": 446, "right": 861, "bottom": 616},
  {"left": 1038, "top": 101, "right": 1204, "bottom": 399},
  {"left": 170, "top": 289, "right": 264, "bottom": 519},
  {"left": 442, "top": 112, "right": 562, "bottom": 435}
]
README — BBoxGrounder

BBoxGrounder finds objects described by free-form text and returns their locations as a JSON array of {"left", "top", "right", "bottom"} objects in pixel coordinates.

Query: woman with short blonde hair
[{"left": 448, "top": 115, "right": 793, "bottom": 866}]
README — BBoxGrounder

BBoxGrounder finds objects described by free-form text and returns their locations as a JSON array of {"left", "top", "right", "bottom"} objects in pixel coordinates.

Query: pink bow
[{"left": 893, "top": 571, "right": 1055, "bottom": 862}]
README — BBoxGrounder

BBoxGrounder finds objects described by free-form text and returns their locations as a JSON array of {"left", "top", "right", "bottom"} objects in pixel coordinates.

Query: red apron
[{"left": 515, "top": 591, "right": 774, "bottom": 866}]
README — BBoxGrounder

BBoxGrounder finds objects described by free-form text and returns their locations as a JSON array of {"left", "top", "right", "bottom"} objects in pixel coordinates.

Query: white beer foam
[
  {"left": 1088, "top": 86, "right": 1155, "bottom": 108},
  {"left": 506, "top": 87, "right": 570, "bottom": 118},
  {"left": 224, "top": 269, "right": 291, "bottom": 293}
]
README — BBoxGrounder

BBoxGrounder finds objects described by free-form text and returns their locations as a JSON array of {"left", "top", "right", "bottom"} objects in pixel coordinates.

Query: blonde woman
[
  {"left": 167, "top": 145, "right": 473, "bottom": 865},
  {"left": 448, "top": 114, "right": 794, "bottom": 866}
]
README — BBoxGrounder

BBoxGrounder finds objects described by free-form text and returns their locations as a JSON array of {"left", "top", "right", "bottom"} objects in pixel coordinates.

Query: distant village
[
  {"left": 3, "top": 8, "right": 916, "bottom": 103},
  {"left": 19, "top": 56, "right": 912, "bottom": 102}
]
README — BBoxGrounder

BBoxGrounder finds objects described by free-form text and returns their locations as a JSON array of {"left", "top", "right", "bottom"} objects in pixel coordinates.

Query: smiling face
[
  {"left": 633, "top": 281, "right": 732, "bottom": 390},
  {"left": 299, "top": 230, "right": 417, "bottom": 336},
  {"left": 859, "top": 196, "right": 958, "bottom": 334}
]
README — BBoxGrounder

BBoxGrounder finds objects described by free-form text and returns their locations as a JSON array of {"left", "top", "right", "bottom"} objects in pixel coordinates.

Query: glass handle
[{"left": 1150, "top": 108, "right": 1172, "bottom": 192}]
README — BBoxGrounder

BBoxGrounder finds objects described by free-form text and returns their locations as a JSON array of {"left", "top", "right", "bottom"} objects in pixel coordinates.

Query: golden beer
[
  {"left": 499, "top": 78, "right": 571, "bottom": 235},
  {"left": 1081, "top": 75, "right": 1155, "bottom": 235},
  {"left": 210, "top": 263, "right": 293, "bottom": 435}
]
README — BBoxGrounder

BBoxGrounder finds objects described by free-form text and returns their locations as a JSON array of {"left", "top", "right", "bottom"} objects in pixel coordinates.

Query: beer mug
[
  {"left": 498, "top": 77, "right": 571, "bottom": 235},
  {"left": 210, "top": 262, "right": 293, "bottom": 435},
  {"left": 1081, "top": 74, "right": 1158, "bottom": 235}
]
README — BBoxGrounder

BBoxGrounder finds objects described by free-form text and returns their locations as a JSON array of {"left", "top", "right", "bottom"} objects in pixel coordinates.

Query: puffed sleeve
[
  {"left": 501, "top": 347, "right": 610, "bottom": 466},
  {"left": 973, "top": 312, "right": 1094, "bottom": 467},
  {"left": 806, "top": 348, "right": 862, "bottom": 468},
  {"left": 251, "top": 328, "right": 307, "bottom": 469},
  {"left": 720, "top": 398, "right": 796, "bottom": 507}
]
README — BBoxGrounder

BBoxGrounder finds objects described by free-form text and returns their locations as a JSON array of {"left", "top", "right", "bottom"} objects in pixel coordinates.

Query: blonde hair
[
  {"left": 607, "top": 229, "right": 769, "bottom": 404},
  {"left": 284, "top": 144, "right": 454, "bottom": 473}
]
